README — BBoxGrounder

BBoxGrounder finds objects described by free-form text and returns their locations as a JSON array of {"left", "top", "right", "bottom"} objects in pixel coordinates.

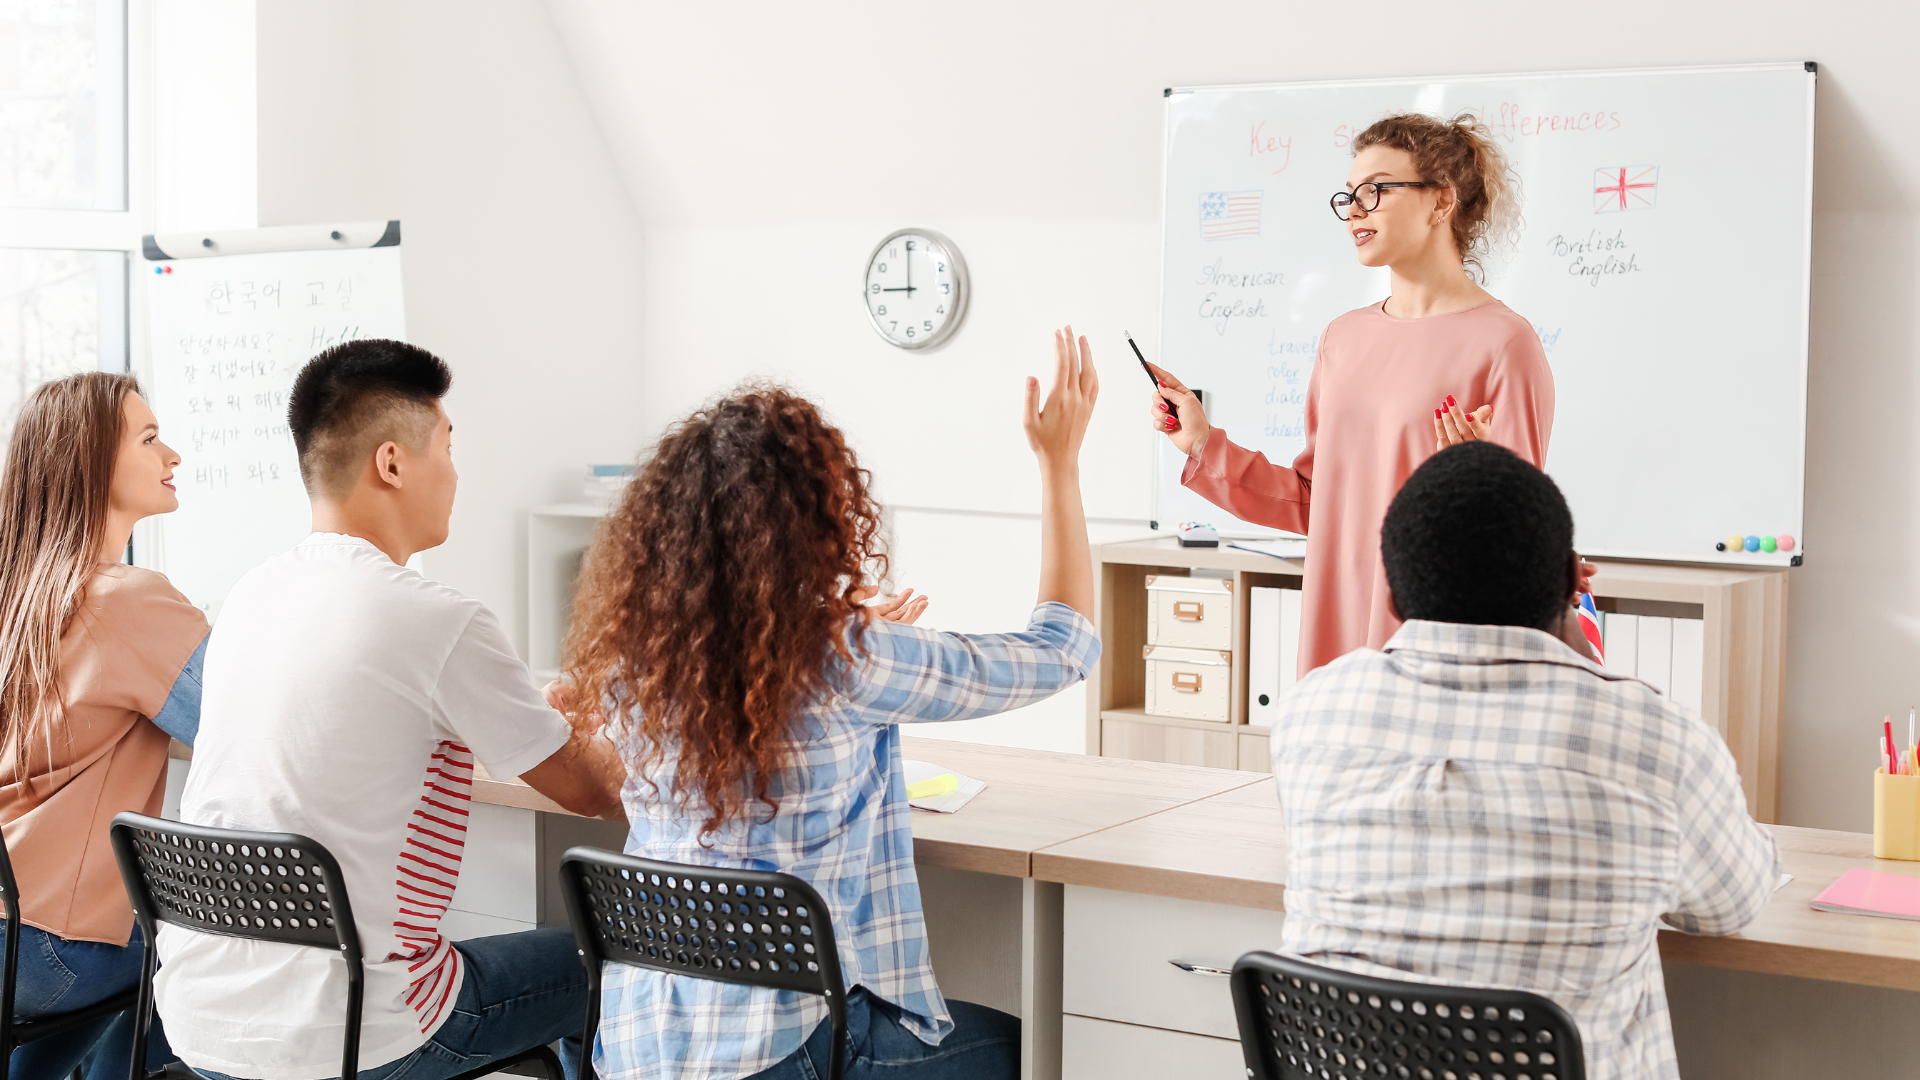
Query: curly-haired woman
[
  {"left": 1149, "top": 113, "right": 1591, "bottom": 675},
  {"left": 564, "top": 329, "right": 1101, "bottom": 1080}
]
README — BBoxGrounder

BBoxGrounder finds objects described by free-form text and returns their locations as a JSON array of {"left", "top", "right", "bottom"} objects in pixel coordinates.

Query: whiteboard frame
[{"left": 1150, "top": 62, "right": 1816, "bottom": 568}]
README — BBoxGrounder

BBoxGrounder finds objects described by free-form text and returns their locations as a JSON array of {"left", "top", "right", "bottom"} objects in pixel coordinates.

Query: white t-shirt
[{"left": 155, "top": 534, "right": 572, "bottom": 1080}]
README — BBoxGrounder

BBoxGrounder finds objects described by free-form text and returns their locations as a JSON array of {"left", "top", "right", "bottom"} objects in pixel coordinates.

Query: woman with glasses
[{"left": 1148, "top": 112, "right": 1578, "bottom": 676}]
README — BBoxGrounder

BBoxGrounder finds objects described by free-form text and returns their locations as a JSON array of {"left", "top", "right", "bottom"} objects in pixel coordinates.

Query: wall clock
[{"left": 863, "top": 228, "right": 968, "bottom": 349}]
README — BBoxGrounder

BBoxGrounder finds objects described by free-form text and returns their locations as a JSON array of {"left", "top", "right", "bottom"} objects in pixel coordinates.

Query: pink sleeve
[
  {"left": 1178, "top": 354, "right": 1322, "bottom": 535},
  {"left": 1487, "top": 328, "right": 1555, "bottom": 468}
]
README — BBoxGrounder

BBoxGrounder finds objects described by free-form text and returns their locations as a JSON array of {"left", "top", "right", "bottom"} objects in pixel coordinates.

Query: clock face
[{"left": 863, "top": 229, "right": 967, "bottom": 349}]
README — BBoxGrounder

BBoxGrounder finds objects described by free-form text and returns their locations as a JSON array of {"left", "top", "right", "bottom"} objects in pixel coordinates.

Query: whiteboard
[
  {"left": 146, "top": 241, "right": 406, "bottom": 614},
  {"left": 1154, "top": 63, "right": 1814, "bottom": 567}
]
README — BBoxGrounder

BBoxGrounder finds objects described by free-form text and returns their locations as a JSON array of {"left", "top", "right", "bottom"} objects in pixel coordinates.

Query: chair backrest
[
  {"left": 1230, "top": 951, "right": 1587, "bottom": 1080},
  {"left": 0, "top": 820, "right": 23, "bottom": 1070},
  {"left": 109, "top": 813, "right": 368, "bottom": 1080},
  {"left": 557, "top": 847, "right": 847, "bottom": 1080}
]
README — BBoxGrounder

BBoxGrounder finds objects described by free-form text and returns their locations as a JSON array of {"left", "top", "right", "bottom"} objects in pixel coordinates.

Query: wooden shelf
[
  {"left": 1088, "top": 537, "right": 1788, "bottom": 821},
  {"left": 1100, "top": 708, "right": 1241, "bottom": 733}
]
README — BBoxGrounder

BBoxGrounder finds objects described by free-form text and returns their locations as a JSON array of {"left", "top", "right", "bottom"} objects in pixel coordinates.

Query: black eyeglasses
[{"left": 1330, "top": 181, "right": 1429, "bottom": 221}]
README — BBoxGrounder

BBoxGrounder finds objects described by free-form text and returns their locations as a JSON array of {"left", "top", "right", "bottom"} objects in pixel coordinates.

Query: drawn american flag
[
  {"left": 1200, "top": 190, "right": 1262, "bottom": 240},
  {"left": 1594, "top": 166, "right": 1658, "bottom": 213}
]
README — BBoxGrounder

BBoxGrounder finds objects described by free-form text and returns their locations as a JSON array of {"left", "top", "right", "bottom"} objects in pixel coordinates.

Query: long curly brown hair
[{"left": 564, "top": 385, "right": 887, "bottom": 838}]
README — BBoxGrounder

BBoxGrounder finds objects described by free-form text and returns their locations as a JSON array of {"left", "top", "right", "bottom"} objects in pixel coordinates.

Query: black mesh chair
[
  {"left": 0, "top": 827, "right": 143, "bottom": 1080},
  {"left": 109, "top": 813, "right": 562, "bottom": 1080},
  {"left": 557, "top": 848, "right": 847, "bottom": 1080},
  {"left": 1230, "top": 951, "right": 1586, "bottom": 1080}
]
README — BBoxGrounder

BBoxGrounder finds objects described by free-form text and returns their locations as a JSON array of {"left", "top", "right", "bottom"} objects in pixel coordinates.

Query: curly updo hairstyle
[
  {"left": 563, "top": 384, "right": 887, "bottom": 839},
  {"left": 1353, "top": 112, "right": 1521, "bottom": 282}
]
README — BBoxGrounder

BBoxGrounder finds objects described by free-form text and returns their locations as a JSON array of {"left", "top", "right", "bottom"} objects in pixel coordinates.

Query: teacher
[{"left": 1150, "top": 112, "right": 1562, "bottom": 675}]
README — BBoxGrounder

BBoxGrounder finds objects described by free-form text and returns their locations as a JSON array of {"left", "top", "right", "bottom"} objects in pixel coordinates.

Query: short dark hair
[
  {"left": 1381, "top": 442, "right": 1574, "bottom": 632},
  {"left": 288, "top": 339, "right": 452, "bottom": 496}
]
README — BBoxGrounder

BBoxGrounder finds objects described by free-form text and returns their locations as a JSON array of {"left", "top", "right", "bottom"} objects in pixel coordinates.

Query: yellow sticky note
[{"left": 908, "top": 773, "right": 959, "bottom": 800}]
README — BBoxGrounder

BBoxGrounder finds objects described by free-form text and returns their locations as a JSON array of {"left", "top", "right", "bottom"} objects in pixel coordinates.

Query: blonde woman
[
  {"left": 1149, "top": 113, "right": 1588, "bottom": 675},
  {"left": 0, "top": 373, "right": 206, "bottom": 1079}
]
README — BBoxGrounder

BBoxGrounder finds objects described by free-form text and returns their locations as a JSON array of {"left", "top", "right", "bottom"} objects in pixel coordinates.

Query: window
[
  {"left": 0, "top": 0, "right": 132, "bottom": 440},
  {"left": 0, "top": 247, "right": 126, "bottom": 443},
  {"left": 0, "top": 0, "right": 128, "bottom": 211}
]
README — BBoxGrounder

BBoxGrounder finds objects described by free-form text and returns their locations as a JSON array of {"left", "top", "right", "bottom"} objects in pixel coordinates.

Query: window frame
[{"left": 0, "top": 0, "right": 150, "bottom": 377}]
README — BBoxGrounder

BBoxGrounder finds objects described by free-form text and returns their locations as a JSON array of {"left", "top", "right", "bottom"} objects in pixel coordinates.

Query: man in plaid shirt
[{"left": 1269, "top": 442, "right": 1780, "bottom": 1080}]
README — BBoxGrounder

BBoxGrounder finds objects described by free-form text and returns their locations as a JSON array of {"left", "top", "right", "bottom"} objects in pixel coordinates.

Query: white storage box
[
  {"left": 1144, "top": 575, "right": 1234, "bottom": 651},
  {"left": 1143, "top": 644, "right": 1233, "bottom": 722}
]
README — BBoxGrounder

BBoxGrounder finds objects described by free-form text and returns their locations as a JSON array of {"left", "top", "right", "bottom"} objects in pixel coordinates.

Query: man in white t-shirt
[{"left": 154, "top": 340, "right": 625, "bottom": 1080}]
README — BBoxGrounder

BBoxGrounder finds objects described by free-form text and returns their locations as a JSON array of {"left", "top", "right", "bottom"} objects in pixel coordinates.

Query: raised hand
[
  {"left": 1145, "top": 361, "right": 1211, "bottom": 460},
  {"left": 1433, "top": 394, "right": 1492, "bottom": 449},
  {"left": 1025, "top": 326, "right": 1100, "bottom": 467}
]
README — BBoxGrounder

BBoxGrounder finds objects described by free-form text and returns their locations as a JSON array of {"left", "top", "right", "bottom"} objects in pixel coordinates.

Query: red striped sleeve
[{"left": 389, "top": 741, "right": 475, "bottom": 1033}]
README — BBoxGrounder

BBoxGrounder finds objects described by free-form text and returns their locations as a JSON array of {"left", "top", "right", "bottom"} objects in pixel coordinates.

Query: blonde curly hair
[{"left": 1353, "top": 112, "right": 1522, "bottom": 282}]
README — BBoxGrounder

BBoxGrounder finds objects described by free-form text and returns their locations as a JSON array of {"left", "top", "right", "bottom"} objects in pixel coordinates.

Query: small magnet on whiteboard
[
  {"left": 1725, "top": 533, "right": 1744, "bottom": 552},
  {"left": 330, "top": 230, "right": 343, "bottom": 240},
  {"left": 1743, "top": 535, "right": 1761, "bottom": 552},
  {"left": 1778, "top": 534, "right": 1796, "bottom": 551},
  {"left": 200, "top": 238, "right": 213, "bottom": 248},
  {"left": 1715, "top": 542, "right": 1726, "bottom": 551},
  {"left": 1761, "top": 536, "right": 1778, "bottom": 553}
]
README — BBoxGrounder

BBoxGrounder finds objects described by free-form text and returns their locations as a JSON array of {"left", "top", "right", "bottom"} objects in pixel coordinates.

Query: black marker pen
[{"left": 1127, "top": 332, "right": 1177, "bottom": 420}]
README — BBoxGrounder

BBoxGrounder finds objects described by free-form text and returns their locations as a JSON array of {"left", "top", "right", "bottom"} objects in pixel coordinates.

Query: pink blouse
[{"left": 1182, "top": 298, "right": 1554, "bottom": 675}]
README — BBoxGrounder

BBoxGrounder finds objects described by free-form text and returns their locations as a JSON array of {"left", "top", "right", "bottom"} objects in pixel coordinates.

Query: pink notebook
[{"left": 1810, "top": 868, "right": 1920, "bottom": 920}]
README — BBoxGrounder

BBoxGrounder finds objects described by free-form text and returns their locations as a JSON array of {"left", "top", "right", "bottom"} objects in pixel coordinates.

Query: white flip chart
[{"left": 145, "top": 225, "right": 405, "bottom": 614}]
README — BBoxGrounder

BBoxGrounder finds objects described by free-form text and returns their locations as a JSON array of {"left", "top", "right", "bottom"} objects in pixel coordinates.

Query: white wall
[
  {"left": 536, "top": 0, "right": 1920, "bottom": 830},
  {"left": 254, "top": 0, "right": 1920, "bottom": 827},
  {"left": 254, "top": 0, "right": 647, "bottom": 644}
]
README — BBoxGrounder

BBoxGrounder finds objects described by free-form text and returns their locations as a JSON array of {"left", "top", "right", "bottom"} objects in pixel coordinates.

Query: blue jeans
[
  {"left": 2, "top": 920, "right": 175, "bottom": 1080},
  {"left": 746, "top": 989, "right": 1018, "bottom": 1080},
  {"left": 196, "top": 928, "right": 585, "bottom": 1080}
]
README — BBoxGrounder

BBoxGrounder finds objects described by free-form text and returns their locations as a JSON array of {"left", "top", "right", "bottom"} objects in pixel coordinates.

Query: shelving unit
[
  {"left": 526, "top": 503, "right": 604, "bottom": 684},
  {"left": 1088, "top": 537, "right": 1789, "bottom": 823}
]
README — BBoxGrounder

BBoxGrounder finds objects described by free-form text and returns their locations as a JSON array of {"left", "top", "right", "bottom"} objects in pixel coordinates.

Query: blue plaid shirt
[{"left": 595, "top": 602, "right": 1100, "bottom": 1080}]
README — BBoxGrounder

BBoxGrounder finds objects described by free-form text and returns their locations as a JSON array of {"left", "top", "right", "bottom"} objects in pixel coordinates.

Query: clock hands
[{"left": 879, "top": 242, "right": 917, "bottom": 296}]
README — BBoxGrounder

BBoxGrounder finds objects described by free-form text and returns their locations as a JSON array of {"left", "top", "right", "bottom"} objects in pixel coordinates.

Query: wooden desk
[
  {"left": 893, "top": 738, "right": 1269, "bottom": 875},
  {"left": 461, "top": 740, "right": 1918, "bottom": 1078},
  {"left": 471, "top": 736, "right": 1270, "bottom": 875},
  {"left": 1033, "top": 781, "right": 1920, "bottom": 993}
]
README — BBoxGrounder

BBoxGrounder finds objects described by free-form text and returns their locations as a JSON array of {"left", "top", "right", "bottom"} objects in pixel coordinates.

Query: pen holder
[{"left": 1873, "top": 768, "right": 1920, "bottom": 861}]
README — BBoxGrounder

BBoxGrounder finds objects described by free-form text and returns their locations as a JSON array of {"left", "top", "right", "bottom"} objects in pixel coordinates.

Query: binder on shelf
[
  {"left": 1279, "top": 587, "right": 1302, "bottom": 693},
  {"left": 1249, "top": 587, "right": 1282, "bottom": 728},
  {"left": 1671, "top": 618, "right": 1705, "bottom": 710},
  {"left": 1603, "top": 613, "right": 1638, "bottom": 678},
  {"left": 1637, "top": 616, "right": 1673, "bottom": 694}
]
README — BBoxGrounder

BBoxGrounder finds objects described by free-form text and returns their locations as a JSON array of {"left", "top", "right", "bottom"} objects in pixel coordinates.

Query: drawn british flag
[
  {"left": 1594, "top": 166, "right": 1658, "bottom": 214},
  {"left": 1577, "top": 592, "right": 1605, "bottom": 663},
  {"left": 1200, "top": 190, "right": 1262, "bottom": 240}
]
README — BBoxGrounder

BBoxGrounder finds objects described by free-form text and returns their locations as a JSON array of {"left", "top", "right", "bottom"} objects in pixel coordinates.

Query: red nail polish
[
  {"left": 1446, "top": 395, "right": 1456, "bottom": 407},
  {"left": 1157, "top": 402, "right": 1168, "bottom": 411},
  {"left": 1435, "top": 408, "right": 1442, "bottom": 418}
]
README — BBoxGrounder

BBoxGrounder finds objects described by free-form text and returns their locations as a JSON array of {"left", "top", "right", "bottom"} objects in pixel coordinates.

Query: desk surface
[
  {"left": 471, "top": 737, "right": 1269, "bottom": 878},
  {"left": 468, "top": 737, "right": 1920, "bottom": 991}
]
